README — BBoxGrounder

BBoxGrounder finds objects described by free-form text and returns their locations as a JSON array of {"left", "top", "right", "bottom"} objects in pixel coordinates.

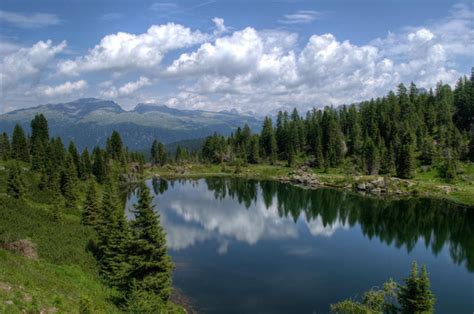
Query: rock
[
  {"left": 372, "top": 177, "right": 385, "bottom": 188},
  {"left": 371, "top": 188, "right": 382, "bottom": 195},
  {"left": 5, "top": 300, "right": 13, "bottom": 305},
  {"left": 0, "top": 282, "right": 12, "bottom": 292},
  {"left": 1, "top": 239, "right": 38, "bottom": 260},
  {"left": 357, "top": 183, "right": 366, "bottom": 191}
]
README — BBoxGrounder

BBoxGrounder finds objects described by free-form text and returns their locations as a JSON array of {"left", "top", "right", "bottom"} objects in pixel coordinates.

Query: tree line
[
  {"left": 200, "top": 75, "right": 474, "bottom": 180},
  {"left": 0, "top": 115, "right": 174, "bottom": 311}
]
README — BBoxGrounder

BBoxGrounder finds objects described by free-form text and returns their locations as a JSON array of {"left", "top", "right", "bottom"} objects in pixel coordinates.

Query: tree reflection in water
[{"left": 143, "top": 177, "right": 474, "bottom": 272}]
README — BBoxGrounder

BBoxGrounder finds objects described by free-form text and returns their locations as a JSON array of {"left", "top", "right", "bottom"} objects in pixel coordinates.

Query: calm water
[{"left": 126, "top": 177, "right": 474, "bottom": 314}]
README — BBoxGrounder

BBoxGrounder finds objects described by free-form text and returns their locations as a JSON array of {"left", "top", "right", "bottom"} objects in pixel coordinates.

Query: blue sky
[{"left": 0, "top": 0, "right": 473, "bottom": 114}]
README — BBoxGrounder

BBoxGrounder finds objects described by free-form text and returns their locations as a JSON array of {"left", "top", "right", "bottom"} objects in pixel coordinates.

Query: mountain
[{"left": 0, "top": 98, "right": 262, "bottom": 150}]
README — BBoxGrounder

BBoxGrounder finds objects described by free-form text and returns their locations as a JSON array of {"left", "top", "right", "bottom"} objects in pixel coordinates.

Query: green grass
[
  {"left": 0, "top": 161, "right": 121, "bottom": 312},
  {"left": 0, "top": 250, "right": 120, "bottom": 313}
]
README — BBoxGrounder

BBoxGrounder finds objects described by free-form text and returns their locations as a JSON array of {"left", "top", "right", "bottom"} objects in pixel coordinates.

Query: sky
[{"left": 0, "top": 0, "right": 473, "bottom": 115}]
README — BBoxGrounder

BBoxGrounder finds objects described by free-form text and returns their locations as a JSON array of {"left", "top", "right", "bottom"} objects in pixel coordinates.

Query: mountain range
[{"left": 0, "top": 98, "right": 262, "bottom": 150}]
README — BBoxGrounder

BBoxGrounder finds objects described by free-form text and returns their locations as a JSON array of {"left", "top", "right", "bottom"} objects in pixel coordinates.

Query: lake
[{"left": 126, "top": 177, "right": 474, "bottom": 313}]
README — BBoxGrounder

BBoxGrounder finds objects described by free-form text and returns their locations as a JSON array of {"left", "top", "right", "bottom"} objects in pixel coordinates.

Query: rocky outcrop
[
  {"left": 1, "top": 239, "right": 38, "bottom": 260},
  {"left": 283, "top": 167, "right": 322, "bottom": 189},
  {"left": 354, "top": 176, "right": 388, "bottom": 195}
]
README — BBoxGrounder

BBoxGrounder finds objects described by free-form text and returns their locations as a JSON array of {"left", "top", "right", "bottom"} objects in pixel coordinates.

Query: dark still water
[{"left": 126, "top": 177, "right": 474, "bottom": 314}]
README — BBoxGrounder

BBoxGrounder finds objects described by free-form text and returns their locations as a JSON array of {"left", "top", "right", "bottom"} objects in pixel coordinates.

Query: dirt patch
[
  {"left": 0, "top": 282, "right": 12, "bottom": 292},
  {"left": 1, "top": 239, "right": 38, "bottom": 260}
]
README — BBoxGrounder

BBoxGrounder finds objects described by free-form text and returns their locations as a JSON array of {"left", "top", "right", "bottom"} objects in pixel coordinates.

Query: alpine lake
[{"left": 125, "top": 177, "right": 474, "bottom": 314}]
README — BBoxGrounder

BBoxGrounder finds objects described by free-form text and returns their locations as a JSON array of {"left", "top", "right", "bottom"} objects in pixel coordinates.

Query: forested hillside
[
  {"left": 201, "top": 76, "right": 474, "bottom": 180},
  {"left": 0, "top": 115, "right": 181, "bottom": 312}
]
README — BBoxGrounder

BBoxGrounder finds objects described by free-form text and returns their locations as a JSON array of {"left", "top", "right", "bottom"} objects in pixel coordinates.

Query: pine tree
[
  {"left": 261, "top": 117, "right": 277, "bottom": 164},
  {"left": 0, "top": 132, "right": 10, "bottom": 161},
  {"left": 396, "top": 130, "right": 416, "bottom": 179},
  {"left": 30, "top": 114, "right": 49, "bottom": 169},
  {"left": 80, "top": 148, "right": 93, "bottom": 180},
  {"left": 248, "top": 135, "right": 260, "bottom": 164},
  {"left": 82, "top": 180, "right": 101, "bottom": 226},
  {"left": 97, "top": 184, "right": 130, "bottom": 287},
  {"left": 68, "top": 141, "right": 82, "bottom": 178},
  {"left": 11, "top": 124, "right": 29, "bottom": 162},
  {"left": 60, "top": 154, "right": 78, "bottom": 209},
  {"left": 126, "top": 185, "right": 173, "bottom": 302},
  {"left": 380, "top": 144, "right": 395, "bottom": 176},
  {"left": 398, "top": 261, "right": 435, "bottom": 314},
  {"left": 6, "top": 162, "right": 26, "bottom": 199},
  {"left": 468, "top": 128, "right": 474, "bottom": 162},
  {"left": 92, "top": 147, "right": 108, "bottom": 184},
  {"left": 30, "top": 114, "right": 49, "bottom": 145},
  {"left": 31, "top": 139, "right": 46, "bottom": 171},
  {"left": 362, "top": 136, "right": 379, "bottom": 175},
  {"left": 417, "top": 265, "right": 435, "bottom": 312},
  {"left": 107, "top": 131, "right": 124, "bottom": 162},
  {"left": 151, "top": 140, "right": 159, "bottom": 166}
]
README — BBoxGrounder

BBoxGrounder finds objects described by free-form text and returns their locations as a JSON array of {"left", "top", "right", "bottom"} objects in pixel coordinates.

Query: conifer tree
[
  {"left": 398, "top": 261, "right": 435, "bottom": 313},
  {"left": 60, "top": 154, "right": 78, "bottom": 209},
  {"left": 92, "top": 147, "right": 108, "bottom": 184},
  {"left": 362, "top": 136, "right": 379, "bottom": 175},
  {"left": 30, "top": 114, "right": 49, "bottom": 145},
  {"left": 30, "top": 114, "right": 49, "bottom": 169},
  {"left": 248, "top": 135, "right": 260, "bottom": 164},
  {"left": 126, "top": 184, "right": 173, "bottom": 302},
  {"left": 151, "top": 140, "right": 160, "bottom": 166},
  {"left": 80, "top": 148, "right": 93, "bottom": 179},
  {"left": 396, "top": 130, "right": 416, "bottom": 179},
  {"left": 6, "top": 162, "right": 26, "bottom": 199},
  {"left": 97, "top": 184, "right": 130, "bottom": 287},
  {"left": 261, "top": 117, "right": 277, "bottom": 164},
  {"left": 82, "top": 180, "right": 101, "bottom": 226},
  {"left": 107, "top": 131, "right": 124, "bottom": 162},
  {"left": 11, "top": 124, "right": 29, "bottom": 162},
  {"left": 31, "top": 139, "right": 46, "bottom": 171},
  {"left": 468, "top": 129, "right": 474, "bottom": 162},
  {"left": 68, "top": 141, "right": 82, "bottom": 178},
  {"left": 0, "top": 132, "right": 11, "bottom": 161}
]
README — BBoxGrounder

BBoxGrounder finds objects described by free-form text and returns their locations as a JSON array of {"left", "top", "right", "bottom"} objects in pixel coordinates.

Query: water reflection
[{"left": 127, "top": 177, "right": 474, "bottom": 272}]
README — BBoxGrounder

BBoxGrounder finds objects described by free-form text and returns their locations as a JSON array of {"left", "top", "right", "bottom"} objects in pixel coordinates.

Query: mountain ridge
[{"left": 0, "top": 98, "right": 262, "bottom": 150}]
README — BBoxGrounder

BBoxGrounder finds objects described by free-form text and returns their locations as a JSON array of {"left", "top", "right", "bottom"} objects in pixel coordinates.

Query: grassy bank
[
  {"left": 0, "top": 161, "right": 121, "bottom": 313},
  {"left": 147, "top": 162, "right": 474, "bottom": 207},
  {"left": 0, "top": 161, "right": 184, "bottom": 313}
]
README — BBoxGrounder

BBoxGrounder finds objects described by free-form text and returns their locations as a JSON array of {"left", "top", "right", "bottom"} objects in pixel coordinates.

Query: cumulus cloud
[
  {"left": 57, "top": 23, "right": 208, "bottom": 75},
  {"left": 162, "top": 4, "right": 472, "bottom": 113},
  {"left": 2, "top": 3, "right": 472, "bottom": 114},
  {"left": 0, "top": 10, "right": 61, "bottom": 28},
  {"left": 0, "top": 40, "right": 66, "bottom": 90},
  {"left": 40, "top": 80, "right": 87, "bottom": 96},
  {"left": 101, "top": 76, "right": 151, "bottom": 98}
]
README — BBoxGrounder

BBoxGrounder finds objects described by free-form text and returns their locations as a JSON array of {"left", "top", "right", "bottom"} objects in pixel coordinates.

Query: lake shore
[{"left": 145, "top": 163, "right": 474, "bottom": 207}]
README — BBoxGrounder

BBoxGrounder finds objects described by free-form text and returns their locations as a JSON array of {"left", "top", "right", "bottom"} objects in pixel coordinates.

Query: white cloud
[
  {"left": 1, "top": 4, "right": 472, "bottom": 114},
  {"left": 0, "top": 10, "right": 61, "bottom": 28},
  {"left": 57, "top": 23, "right": 208, "bottom": 75},
  {"left": 101, "top": 76, "right": 151, "bottom": 98},
  {"left": 279, "top": 10, "right": 322, "bottom": 24},
  {"left": 1, "top": 40, "right": 66, "bottom": 89},
  {"left": 40, "top": 80, "right": 87, "bottom": 96},
  {"left": 212, "top": 17, "right": 228, "bottom": 35}
]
